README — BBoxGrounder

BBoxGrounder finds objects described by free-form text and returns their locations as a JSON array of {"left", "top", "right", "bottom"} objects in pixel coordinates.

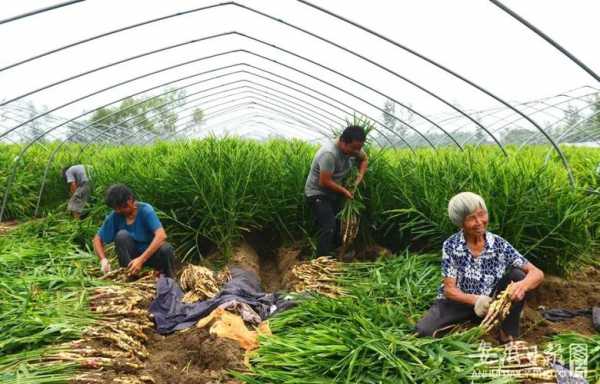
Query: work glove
[
  {"left": 100, "top": 258, "right": 111, "bottom": 274},
  {"left": 474, "top": 295, "right": 492, "bottom": 317}
]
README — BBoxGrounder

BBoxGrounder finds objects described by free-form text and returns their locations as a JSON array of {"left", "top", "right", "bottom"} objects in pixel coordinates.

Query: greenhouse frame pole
[
  {"left": 296, "top": 0, "right": 574, "bottom": 182},
  {"left": 0, "top": 0, "right": 85, "bottom": 25}
]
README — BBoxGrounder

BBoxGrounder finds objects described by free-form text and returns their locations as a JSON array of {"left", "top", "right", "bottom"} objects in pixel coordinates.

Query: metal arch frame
[
  {"left": 0, "top": 105, "right": 66, "bottom": 142},
  {"left": 488, "top": 0, "right": 600, "bottom": 83},
  {"left": 190, "top": 96, "right": 332, "bottom": 132},
  {"left": 418, "top": 91, "right": 597, "bottom": 147},
  {"left": 32, "top": 65, "right": 410, "bottom": 216},
  {"left": 0, "top": 114, "right": 60, "bottom": 143},
  {"left": 153, "top": 103, "right": 391, "bottom": 147},
  {"left": 185, "top": 113, "right": 322, "bottom": 140},
  {"left": 0, "top": 31, "right": 236, "bottom": 108},
  {"left": 551, "top": 110, "right": 600, "bottom": 144},
  {"left": 84, "top": 88, "right": 335, "bottom": 148},
  {"left": 232, "top": 69, "right": 416, "bottom": 148},
  {"left": 425, "top": 95, "right": 566, "bottom": 135},
  {"left": 0, "top": 34, "right": 435, "bottom": 150},
  {"left": 175, "top": 102, "right": 330, "bottom": 139},
  {"left": 142, "top": 102, "right": 337, "bottom": 145},
  {"left": 184, "top": 113, "right": 325, "bottom": 142},
  {"left": 540, "top": 110, "right": 600, "bottom": 164},
  {"left": 235, "top": 33, "right": 462, "bottom": 150},
  {"left": 33, "top": 80, "right": 347, "bottom": 215},
  {"left": 72, "top": 77, "right": 354, "bottom": 155},
  {"left": 524, "top": 101, "right": 600, "bottom": 149},
  {"left": 413, "top": 85, "right": 600, "bottom": 135},
  {"left": 230, "top": 3, "right": 505, "bottom": 153},
  {"left": 229, "top": 121, "right": 291, "bottom": 140},
  {"left": 237, "top": 53, "right": 435, "bottom": 149},
  {"left": 217, "top": 120, "right": 290, "bottom": 141},
  {"left": 152, "top": 110, "right": 317, "bottom": 145},
  {"left": 65, "top": 68, "right": 408, "bottom": 169},
  {"left": 467, "top": 91, "right": 600, "bottom": 146},
  {"left": 0, "top": 46, "right": 422, "bottom": 152},
  {"left": 7, "top": 59, "right": 410, "bottom": 154},
  {"left": 149, "top": 111, "right": 328, "bottom": 144},
  {"left": 0, "top": 3, "right": 500, "bottom": 152},
  {"left": 71, "top": 67, "right": 403, "bottom": 150},
  {"left": 296, "top": 0, "right": 577, "bottom": 184},
  {"left": 454, "top": 92, "right": 599, "bottom": 146},
  {"left": 124, "top": 96, "right": 388, "bottom": 148},
  {"left": 473, "top": 91, "right": 600, "bottom": 146},
  {"left": 113, "top": 70, "right": 406, "bottom": 148},
  {"left": 0, "top": 26, "right": 461, "bottom": 151},
  {"left": 175, "top": 90, "right": 341, "bottom": 129},
  {"left": 0, "top": 2, "right": 233, "bottom": 72},
  {"left": 3, "top": 0, "right": 589, "bottom": 174},
  {"left": 12, "top": 57, "right": 416, "bottom": 220},
  {"left": 0, "top": 105, "right": 121, "bottom": 143},
  {"left": 0, "top": 0, "right": 85, "bottom": 25}
]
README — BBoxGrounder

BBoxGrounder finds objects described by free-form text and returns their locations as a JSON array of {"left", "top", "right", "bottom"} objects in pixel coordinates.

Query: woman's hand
[
  {"left": 474, "top": 295, "right": 492, "bottom": 317},
  {"left": 509, "top": 280, "right": 527, "bottom": 302}
]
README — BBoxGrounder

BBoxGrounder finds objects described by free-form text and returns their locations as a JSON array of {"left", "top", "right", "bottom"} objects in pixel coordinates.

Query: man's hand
[
  {"left": 100, "top": 258, "right": 111, "bottom": 274},
  {"left": 474, "top": 295, "right": 492, "bottom": 317},
  {"left": 509, "top": 281, "right": 527, "bottom": 302},
  {"left": 354, "top": 175, "right": 364, "bottom": 188},
  {"left": 342, "top": 188, "right": 353, "bottom": 200},
  {"left": 127, "top": 257, "right": 145, "bottom": 276}
]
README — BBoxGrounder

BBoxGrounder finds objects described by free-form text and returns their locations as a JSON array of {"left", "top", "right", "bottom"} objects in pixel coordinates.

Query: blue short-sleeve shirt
[
  {"left": 97, "top": 202, "right": 162, "bottom": 254},
  {"left": 437, "top": 231, "right": 528, "bottom": 299}
]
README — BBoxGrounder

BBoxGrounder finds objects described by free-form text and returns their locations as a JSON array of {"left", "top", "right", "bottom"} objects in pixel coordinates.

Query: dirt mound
[
  {"left": 353, "top": 244, "right": 393, "bottom": 261},
  {"left": 521, "top": 268, "right": 600, "bottom": 343},
  {"left": 528, "top": 275, "right": 600, "bottom": 310},
  {"left": 142, "top": 328, "right": 245, "bottom": 384},
  {"left": 213, "top": 238, "right": 303, "bottom": 293},
  {"left": 521, "top": 306, "right": 596, "bottom": 343},
  {"left": 0, "top": 220, "right": 18, "bottom": 235},
  {"left": 277, "top": 244, "right": 302, "bottom": 279}
]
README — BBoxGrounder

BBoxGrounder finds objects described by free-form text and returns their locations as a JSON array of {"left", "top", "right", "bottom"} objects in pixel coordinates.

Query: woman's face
[{"left": 462, "top": 207, "right": 488, "bottom": 237}]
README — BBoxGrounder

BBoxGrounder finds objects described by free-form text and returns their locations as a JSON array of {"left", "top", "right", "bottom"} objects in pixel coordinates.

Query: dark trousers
[
  {"left": 306, "top": 195, "right": 343, "bottom": 257},
  {"left": 416, "top": 268, "right": 527, "bottom": 337},
  {"left": 115, "top": 229, "right": 175, "bottom": 277}
]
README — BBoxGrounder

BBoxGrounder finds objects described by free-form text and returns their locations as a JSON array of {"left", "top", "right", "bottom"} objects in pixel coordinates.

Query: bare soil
[
  {"left": 141, "top": 328, "right": 245, "bottom": 384},
  {"left": 520, "top": 268, "right": 600, "bottom": 343},
  {"left": 0, "top": 219, "right": 18, "bottom": 235}
]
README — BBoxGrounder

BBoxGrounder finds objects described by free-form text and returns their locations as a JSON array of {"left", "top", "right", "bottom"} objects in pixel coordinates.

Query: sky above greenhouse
[{"left": 1, "top": 0, "right": 599, "bottom": 141}]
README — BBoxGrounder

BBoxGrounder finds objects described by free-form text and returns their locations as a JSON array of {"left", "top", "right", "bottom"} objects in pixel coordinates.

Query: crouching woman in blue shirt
[
  {"left": 415, "top": 192, "right": 544, "bottom": 343},
  {"left": 92, "top": 184, "right": 174, "bottom": 277}
]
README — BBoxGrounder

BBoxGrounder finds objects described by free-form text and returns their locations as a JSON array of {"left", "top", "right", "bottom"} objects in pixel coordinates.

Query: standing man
[
  {"left": 92, "top": 184, "right": 175, "bottom": 277},
  {"left": 304, "top": 125, "right": 368, "bottom": 257},
  {"left": 63, "top": 164, "right": 91, "bottom": 219}
]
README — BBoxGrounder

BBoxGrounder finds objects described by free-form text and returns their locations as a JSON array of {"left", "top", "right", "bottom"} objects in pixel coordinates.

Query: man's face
[
  {"left": 340, "top": 140, "right": 364, "bottom": 155},
  {"left": 114, "top": 198, "right": 135, "bottom": 216}
]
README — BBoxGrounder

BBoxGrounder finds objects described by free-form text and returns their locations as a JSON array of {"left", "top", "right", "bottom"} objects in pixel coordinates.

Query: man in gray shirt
[
  {"left": 63, "top": 164, "right": 91, "bottom": 219},
  {"left": 305, "top": 125, "right": 368, "bottom": 257}
]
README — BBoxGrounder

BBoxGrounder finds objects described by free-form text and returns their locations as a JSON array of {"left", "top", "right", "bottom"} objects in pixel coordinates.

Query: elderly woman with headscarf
[{"left": 415, "top": 192, "right": 544, "bottom": 342}]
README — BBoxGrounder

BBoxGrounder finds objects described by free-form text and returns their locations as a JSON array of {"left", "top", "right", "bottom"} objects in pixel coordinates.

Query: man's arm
[
  {"left": 69, "top": 181, "right": 77, "bottom": 195},
  {"left": 93, "top": 234, "right": 111, "bottom": 273},
  {"left": 93, "top": 234, "right": 107, "bottom": 261},
  {"left": 127, "top": 227, "right": 167, "bottom": 275},
  {"left": 319, "top": 171, "right": 352, "bottom": 199},
  {"left": 354, "top": 153, "right": 368, "bottom": 187}
]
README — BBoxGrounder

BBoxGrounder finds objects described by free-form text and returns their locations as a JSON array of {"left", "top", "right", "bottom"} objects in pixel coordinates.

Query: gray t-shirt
[
  {"left": 304, "top": 141, "right": 365, "bottom": 198},
  {"left": 65, "top": 165, "right": 88, "bottom": 186}
]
